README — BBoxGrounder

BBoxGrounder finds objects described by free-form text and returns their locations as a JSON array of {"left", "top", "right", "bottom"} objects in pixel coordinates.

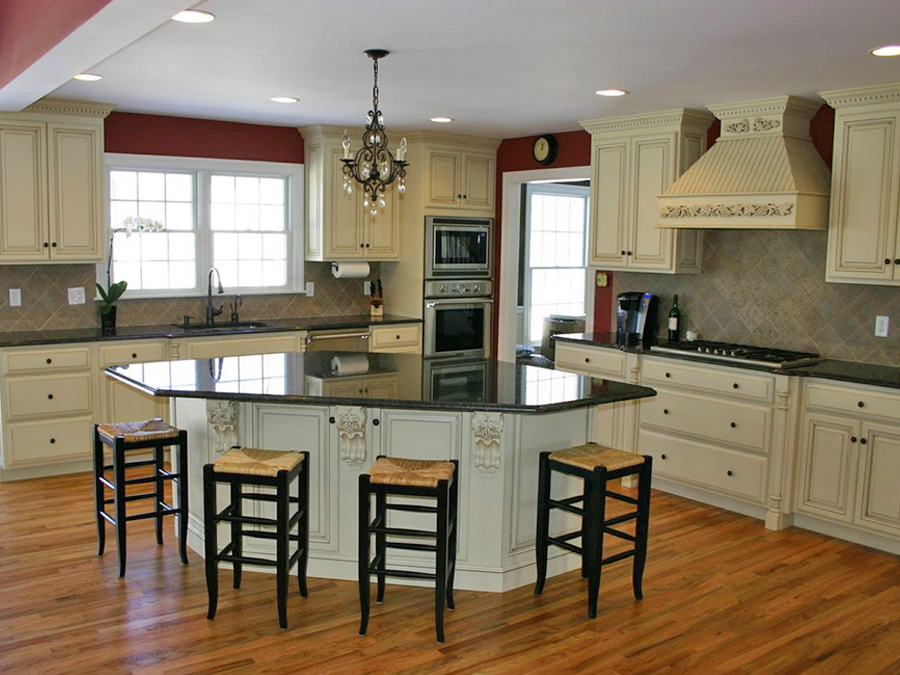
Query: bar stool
[
  {"left": 93, "top": 418, "right": 189, "bottom": 578},
  {"left": 534, "top": 442, "right": 652, "bottom": 618},
  {"left": 358, "top": 456, "right": 459, "bottom": 643},
  {"left": 203, "top": 447, "right": 310, "bottom": 629}
]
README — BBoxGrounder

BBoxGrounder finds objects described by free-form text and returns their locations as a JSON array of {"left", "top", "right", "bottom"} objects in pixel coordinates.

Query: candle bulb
[
  {"left": 397, "top": 137, "right": 407, "bottom": 161},
  {"left": 341, "top": 130, "right": 351, "bottom": 160}
]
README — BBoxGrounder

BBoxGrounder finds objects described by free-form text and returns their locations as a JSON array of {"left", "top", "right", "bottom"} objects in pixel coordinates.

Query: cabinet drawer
[
  {"left": 5, "top": 417, "right": 93, "bottom": 468},
  {"left": 554, "top": 343, "right": 627, "bottom": 380},
  {"left": 5, "top": 373, "right": 93, "bottom": 419},
  {"left": 370, "top": 324, "right": 422, "bottom": 351},
  {"left": 641, "top": 357, "right": 773, "bottom": 402},
  {"left": 640, "top": 390, "right": 771, "bottom": 454},
  {"left": 99, "top": 341, "right": 168, "bottom": 366},
  {"left": 639, "top": 429, "right": 768, "bottom": 503},
  {"left": 806, "top": 382, "right": 900, "bottom": 421},
  {"left": 2, "top": 346, "right": 91, "bottom": 374}
]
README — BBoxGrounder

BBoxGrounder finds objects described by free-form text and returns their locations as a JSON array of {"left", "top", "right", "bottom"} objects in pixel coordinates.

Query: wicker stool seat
[
  {"left": 535, "top": 441, "right": 652, "bottom": 618},
  {"left": 359, "top": 455, "right": 459, "bottom": 643},
  {"left": 204, "top": 447, "right": 310, "bottom": 629},
  {"left": 93, "top": 418, "right": 189, "bottom": 578}
]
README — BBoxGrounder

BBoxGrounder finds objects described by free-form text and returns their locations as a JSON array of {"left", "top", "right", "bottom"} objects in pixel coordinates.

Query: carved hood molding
[{"left": 658, "top": 96, "right": 831, "bottom": 230}]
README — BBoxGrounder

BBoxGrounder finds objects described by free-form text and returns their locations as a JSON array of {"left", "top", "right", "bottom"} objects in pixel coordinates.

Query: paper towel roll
[
  {"left": 331, "top": 354, "right": 370, "bottom": 376},
  {"left": 331, "top": 261, "right": 371, "bottom": 279}
]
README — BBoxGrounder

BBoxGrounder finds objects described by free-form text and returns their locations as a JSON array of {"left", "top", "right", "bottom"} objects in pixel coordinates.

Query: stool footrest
[
  {"left": 546, "top": 536, "right": 583, "bottom": 555},
  {"left": 605, "top": 511, "right": 638, "bottom": 527},
  {"left": 125, "top": 505, "right": 179, "bottom": 522},
  {"left": 215, "top": 513, "right": 278, "bottom": 527},
  {"left": 385, "top": 541, "right": 438, "bottom": 553},
  {"left": 365, "top": 567, "right": 437, "bottom": 581},
  {"left": 241, "top": 529, "right": 303, "bottom": 543},
  {"left": 548, "top": 497, "right": 586, "bottom": 517},
  {"left": 604, "top": 526, "right": 636, "bottom": 543},
  {"left": 606, "top": 490, "right": 639, "bottom": 505},
  {"left": 218, "top": 553, "right": 278, "bottom": 567},
  {"left": 238, "top": 492, "right": 301, "bottom": 504},
  {"left": 602, "top": 550, "right": 635, "bottom": 566},
  {"left": 368, "top": 525, "right": 436, "bottom": 539},
  {"left": 122, "top": 474, "right": 172, "bottom": 486},
  {"left": 103, "top": 459, "right": 158, "bottom": 471},
  {"left": 385, "top": 503, "right": 438, "bottom": 514}
]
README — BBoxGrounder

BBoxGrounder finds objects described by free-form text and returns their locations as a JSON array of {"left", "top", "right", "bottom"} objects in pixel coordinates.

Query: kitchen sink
[{"left": 172, "top": 321, "right": 270, "bottom": 331}]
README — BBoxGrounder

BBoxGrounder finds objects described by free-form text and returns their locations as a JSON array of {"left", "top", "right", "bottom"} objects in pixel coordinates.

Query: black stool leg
[
  {"left": 435, "top": 479, "right": 449, "bottom": 644},
  {"left": 581, "top": 480, "right": 591, "bottom": 578},
  {"left": 358, "top": 475, "right": 371, "bottom": 636},
  {"left": 177, "top": 431, "right": 189, "bottom": 565},
  {"left": 154, "top": 443, "right": 165, "bottom": 546},
  {"left": 93, "top": 426, "right": 106, "bottom": 557},
  {"left": 534, "top": 451, "right": 551, "bottom": 595},
  {"left": 276, "top": 470, "right": 290, "bottom": 629},
  {"left": 586, "top": 467, "right": 607, "bottom": 619},
  {"left": 375, "top": 490, "right": 387, "bottom": 603},
  {"left": 203, "top": 464, "right": 219, "bottom": 620},
  {"left": 632, "top": 457, "right": 652, "bottom": 601},
  {"left": 297, "top": 453, "right": 310, "bottom": 597},
  {"left": 230, "top": 480, "right": 243, "bottom": 589},
  {"left": 446, "top": 470, "right": 459, "bottom": 611},
  {"left": 113, "top": 438, "right": 128, "bottom": 578}
]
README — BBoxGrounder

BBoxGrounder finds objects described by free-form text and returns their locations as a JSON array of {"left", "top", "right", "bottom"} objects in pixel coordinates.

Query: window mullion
[{"left": 197, "top": 169, "right": 212, "bottom": 291}]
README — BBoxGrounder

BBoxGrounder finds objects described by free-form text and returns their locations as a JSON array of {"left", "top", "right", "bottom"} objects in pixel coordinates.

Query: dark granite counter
[
  {"left": 108, "top": 351, "right": 657, "bottom": 414},
  {"left": 0, "top": 314, "right": 420, "bottom": 348},
  {"left": 552, "top": 332, "right": 900, "bottom": 390}
]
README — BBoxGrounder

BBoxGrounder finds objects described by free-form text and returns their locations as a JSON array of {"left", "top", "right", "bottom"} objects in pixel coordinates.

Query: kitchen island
[{"left": 108, "top": 351, "right": 655, "bottom": 592}]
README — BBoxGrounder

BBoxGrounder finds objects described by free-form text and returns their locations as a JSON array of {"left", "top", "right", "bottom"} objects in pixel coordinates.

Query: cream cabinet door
[
  {"left": 98, "top": 341, "right": 170, "bottom": 423},
  {"left": 47, "top": 122, "right": 104, "bottom": 260},
  {"left": 364, "top": 182, "right": 400, "bottom": 259},
  {"left": 0, "top": 121, "right": 48, "bottom": 261},
  {"left": 826, "top": 111, "right": 900, "bottom": 283},
  {"left": 856, "top": 422, "right": 900, "bottom": 535},
  {"left": 325, "top": 146, "right": 365, "bottom": 259},
  {"left": 796, "top": 413, "right": 859, "bottom": 523},
  {"left": 425, "top": 148, "right": 462, "bottom": 208},
  {"left": 462, "top": 152, "right": 495, "bottom": 210},
  {"left": 588, "top": 139, "right": 629, "bottom": 268},
  {"left": 628, "top": 134, "right": 676, "bottom": 270}
]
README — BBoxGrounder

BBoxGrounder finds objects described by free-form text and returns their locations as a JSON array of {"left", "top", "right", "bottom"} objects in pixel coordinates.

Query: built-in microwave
[{"left": 425, "top": 216, "right": 493, "bottom": 279}]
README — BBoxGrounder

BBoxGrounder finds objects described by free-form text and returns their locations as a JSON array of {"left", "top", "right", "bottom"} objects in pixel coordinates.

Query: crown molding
[
  {"left": 820, "top": 82, "right": 900, "bottom": 109},
  {"left": 579, "top": 108, "right": 714, "bottom": 135},
  {"left": 22, "top": 98, "right": 116, "bottom": 118},
  {"left": 707, "top": 95, "right": 821, "bottom": 121}
]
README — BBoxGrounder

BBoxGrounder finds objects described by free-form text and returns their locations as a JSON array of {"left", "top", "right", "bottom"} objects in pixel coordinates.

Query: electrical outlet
[
  {"left": 305, "top": 281, "right": 315, "bottom": 297},
  {"left": 875, "top": 315, "right": 890, "bottom": 338},
  {"left": 363, "top": 281, "right": 373, "bottom": 295},
  {"left": 67, "top": 287, "right": 86, "bottom": 305},
  {"left": 9, "top": 288, "right": 21, "bottom": 307}
]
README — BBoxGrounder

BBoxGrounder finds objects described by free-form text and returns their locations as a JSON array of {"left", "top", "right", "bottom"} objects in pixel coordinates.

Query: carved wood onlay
[
  {"left": 206, "top": 400, "right": 239, "bottom": 455},
  {"left": 336, "top": 406, "right": 367, "bottom": 464},
  {"left": 472, "top": 412, "right": 503, "bottom": 471},
  {"left": 660, "top": 202, "right": 795, "bottom": 219},
  {"left": 723, "top": 117, "right": 782, "bottom": 135}
]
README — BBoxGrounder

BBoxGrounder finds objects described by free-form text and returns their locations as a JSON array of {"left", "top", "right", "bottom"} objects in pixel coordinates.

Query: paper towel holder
[{"left": 331, "top": 261, "right": 371, "bottom": 279}]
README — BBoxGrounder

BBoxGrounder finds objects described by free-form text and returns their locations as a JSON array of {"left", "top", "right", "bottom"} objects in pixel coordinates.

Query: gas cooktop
[{"left": 649, "top": 340, "right": 820, "bottom": 369}]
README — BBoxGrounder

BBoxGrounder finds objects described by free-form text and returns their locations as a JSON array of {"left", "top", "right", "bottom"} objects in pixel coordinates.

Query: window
[
  {"left": 523, "top": 183, "right": 590, "bottom": 345},
  {"left": 103, "top": 154, "right": 303, "bottom": 297}
]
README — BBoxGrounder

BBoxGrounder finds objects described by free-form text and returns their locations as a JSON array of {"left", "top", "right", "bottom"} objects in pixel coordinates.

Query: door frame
[{"left": 498, "top": 166, "right": 591, "bottom": 362}]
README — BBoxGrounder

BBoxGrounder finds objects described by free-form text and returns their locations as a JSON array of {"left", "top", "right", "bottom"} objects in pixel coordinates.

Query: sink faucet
[{"left": 206, "top": 267, "right": 225, "bottom": 324}]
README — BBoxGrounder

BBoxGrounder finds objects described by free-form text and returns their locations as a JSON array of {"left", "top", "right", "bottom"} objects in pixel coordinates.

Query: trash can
[{"left": 541, "top": 315, "right": 586, "bottom": 359}]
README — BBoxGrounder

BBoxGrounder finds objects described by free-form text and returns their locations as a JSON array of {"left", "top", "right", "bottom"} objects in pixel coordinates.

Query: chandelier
[{"left": 341, "top": 49, "right": 408, "bottom": 215}]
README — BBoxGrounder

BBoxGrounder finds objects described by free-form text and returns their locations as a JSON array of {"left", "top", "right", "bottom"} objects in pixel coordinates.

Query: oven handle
[{"left": 426, "top": 299, "right": 494, "bottom": 308}]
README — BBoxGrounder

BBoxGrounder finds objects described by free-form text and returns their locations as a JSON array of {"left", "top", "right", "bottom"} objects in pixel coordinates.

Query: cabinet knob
[
  {"left": 463, "top": 194, "right": 468, "bottom": 199},
  {"left": 664, "top": 372, "right": 671, "bottom": 378},
  {"left": 860, "top": 437, "right": 868, "bottom": 445},
  {"left": 886, "top": 258, "right": 892, "bottom": 265},
  {"left": 621, "top": 250, "right": 626, "bottom": 255},
  {"left": 663, "top": 409, "right": 669, "bottom": 415},
  {"left": 733, "top": 383, "right": 739, "bottom": 389},
  {"left": 329, "top": 416, "right": 335, "bottom": 424},
  {"left": 47, "top": 393, "right": 54, "bottom": 400},
  {"left": 46, "top": 358, "right": 52, "bottom": 364},
  {"left": 730, "top": 422, "right": 737, "bottom": 428},
  {"left": 661, "top": 454, "right": 667, "bottom": 460},
  {"left": 365, "top": 243, "right": 370, "bottom": 248},
  {"left": 359, "top": 243, "right": 364, "bottom": 248},
  {"left": 850, "top": 436, "right": 858, "bottom": 443},
  {"left": 626, "top": 251, "right": 633, "bottom": 256},
  {"left": 49, "top": 438, "right": 56, "bottom": 444},
  {"left": 372, "top": 418, "right": 380, "bottom": 426},
  {"left": 895, "top": 258, "right": 900, "bottom": 265},
  {"left": 457, "top": 194, "right": 462, "bottom": 199},
  {"left": 43, "top": 242, "right": 49, "bottom": 248},
  {"left": 51, "top": 242, "right": 57, "bottom": 248},
  {"left": 132, "top": 353, "right": 138, "bottom": 359},
  {"left": 396, "top": 335, "right": 400, "bottom": 340},
  {"left": 857, "top": 401, "right": 864, "bottom": 408},
  {"left": 584, "top": 357, "right": 590, "bottom": 363},
  {"left": 727, "top": 470, "right": 733, "bottom": 477}
]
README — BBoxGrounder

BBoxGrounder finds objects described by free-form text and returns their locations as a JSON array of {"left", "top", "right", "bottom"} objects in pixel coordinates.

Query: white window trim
[{"left": 100, "top": 153, "right": 304, "bottom": 299}]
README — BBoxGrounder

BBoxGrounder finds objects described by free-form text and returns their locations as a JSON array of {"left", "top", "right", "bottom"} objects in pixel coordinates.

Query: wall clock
[{"left": 532, "top": 134, "right": 559, "bottom": 165}]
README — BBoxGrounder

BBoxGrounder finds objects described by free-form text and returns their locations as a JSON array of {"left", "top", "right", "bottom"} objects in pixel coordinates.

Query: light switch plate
[
  {"left": 305, "top": 281, "right": 315, "bottom": 297},
  {"left": 363, "top": 281, "right": 373, "bottom": 295},
  {"left": 875, "top": 315, "right": 890, "bottom": 338},
  {"left": 67, "top": 287, "right": 86, "bottom": 305},
  {"left": 9, "top": 288, "right": 21, "bottom": 307}
]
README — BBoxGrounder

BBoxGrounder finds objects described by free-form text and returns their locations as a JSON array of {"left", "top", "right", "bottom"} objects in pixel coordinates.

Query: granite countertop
[
  {"left": 0, "top": 314, "right": 421, "bottom": 348},
  {"left": 107, "top": 351, "right": 657, "bottom": 415},
  {"left": 552, "top": 332, "right": 900, "bottom": 391}
]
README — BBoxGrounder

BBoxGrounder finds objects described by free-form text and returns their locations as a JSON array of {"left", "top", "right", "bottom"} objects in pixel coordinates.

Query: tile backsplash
[
  {"left": 614, "top": 230, "right": 900, "bottom": 366},
  {"left": 0, "top": 262, "right": 379, "bottom": 333}
]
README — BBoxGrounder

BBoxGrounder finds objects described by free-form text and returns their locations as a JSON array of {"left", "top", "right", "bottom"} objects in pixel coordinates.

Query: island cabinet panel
[{"left": 98, "top": 340, "right": 169, "bottom": 424}]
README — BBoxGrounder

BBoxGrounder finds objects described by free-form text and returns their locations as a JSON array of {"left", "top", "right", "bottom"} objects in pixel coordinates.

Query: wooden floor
[{"left": 2, "top": 473, "right": 900, "bottom": 675}]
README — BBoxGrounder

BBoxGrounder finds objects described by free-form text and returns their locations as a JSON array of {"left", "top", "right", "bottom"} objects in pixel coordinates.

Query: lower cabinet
[
  {"left": 369, "top": 323, "right": 422, "bottom": 354},
  {"left": 98, "top": 340, "right": 170, "bottom": 424}
]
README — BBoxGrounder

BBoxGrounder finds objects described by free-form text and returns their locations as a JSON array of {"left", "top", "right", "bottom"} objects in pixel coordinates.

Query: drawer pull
[
  {"left": 395, "top": 335, "right": 400, "bottom": 340},
  {"left": 860, "top": 438, "right": 868, "bottom": 445},
  {"left": 733, "top": 383, "right": 739, "bottom": 389},
  {"left": 372, "top": 419, "right": 380, "bottom": 426},
  {"left": 857, "top": 401, "right": 864, "bottom": 408},
  {"left": 49, "top": 438, "right": 56, "bottom": 444},
  {"left": 46, "top": 358, "right": 53, "bottom": 364},
  {"left": 132, "top": 353, "right": 138, "bottom": 358},
  {"left": 663, "top": 409, "right": 669, "bottom": 415},
  {"left": 329, "top": 416, "right": 335, "bottom": 424},
  {"left": 730, "top": 422, "right": 737, "bottom": 428},
  {"left": 664, "top": 372, "right": 671, "bottom": 378},
  {"left": 850, "top": 436, "right": 858, "bottom": 443},
  {"left": 47, "top": 394, "right": 54, "bottom": 400},
  {"left": 660, "top": 454, "right": 667, "bottom": 460},
  {"left": 727, "top": 470, "right": 733, "bottom": 477},
  {"left": 584, "top": 357, "right": 591, "bottom": 363}
]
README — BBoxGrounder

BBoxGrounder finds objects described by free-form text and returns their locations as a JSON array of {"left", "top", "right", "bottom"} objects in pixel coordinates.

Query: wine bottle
[{"left": 668, "top": 295, "right": 681, "bottom": 343}]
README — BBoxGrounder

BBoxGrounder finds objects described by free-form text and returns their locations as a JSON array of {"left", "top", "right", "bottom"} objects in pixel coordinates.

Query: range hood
[{"left": 658, "top": 96, "right": 830, "bottom": 230}]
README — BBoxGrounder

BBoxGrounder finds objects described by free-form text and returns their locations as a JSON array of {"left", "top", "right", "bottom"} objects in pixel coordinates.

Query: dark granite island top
[{"left": 107, "top": 351, "right": 656, "bottom": 414}]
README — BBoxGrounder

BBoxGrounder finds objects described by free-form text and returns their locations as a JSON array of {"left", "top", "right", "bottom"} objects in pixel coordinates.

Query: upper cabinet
[
  {"left": 423, "top": 145, "right": 495, "bottom": 212},
  {"left": 0, "top": 99, "right": 113, "bottom": 264},
  {"left": 820, "top": 84, "right": 900, "bottom": 285},
  {"left": 300, "top": 125, "right": 401, "bottom": 262},
  {"left": 579, "top": 109, "right": 713, "bottom": 274}
]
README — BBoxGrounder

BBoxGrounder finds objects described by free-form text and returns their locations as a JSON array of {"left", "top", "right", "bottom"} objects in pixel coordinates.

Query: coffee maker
[{"left": 616, "top": 292, "right": 659, "bottom": 348}]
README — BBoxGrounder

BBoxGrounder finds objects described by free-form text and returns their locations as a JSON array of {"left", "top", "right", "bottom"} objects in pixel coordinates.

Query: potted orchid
[{"left": 98, "top": 216, "right": 164, "bottom": 333}]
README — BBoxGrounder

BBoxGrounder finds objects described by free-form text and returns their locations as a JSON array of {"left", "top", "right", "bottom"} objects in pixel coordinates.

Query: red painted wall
[
  {"left": 105, "top": 112, "right": 304, "bottom": 163},
  {"left": 0, "top": 0, "right": 114, "bottom": 89}
]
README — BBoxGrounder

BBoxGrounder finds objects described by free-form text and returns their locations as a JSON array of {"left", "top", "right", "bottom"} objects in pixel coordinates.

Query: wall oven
[
  {"left": 423, "top": 279, "right": 493, "bottom": 359},
  {"left": 425, "top": 216, "right": 493, "bottom": 278}
]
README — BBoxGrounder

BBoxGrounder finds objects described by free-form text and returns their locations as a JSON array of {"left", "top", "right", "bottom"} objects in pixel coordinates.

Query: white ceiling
[{"left": 22, "top": 0, "right": 900, "bottom": 137}]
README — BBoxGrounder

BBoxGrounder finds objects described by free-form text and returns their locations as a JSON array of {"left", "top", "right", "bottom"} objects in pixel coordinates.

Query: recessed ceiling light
[
  {"left": 871, "top": 44, "right": 900, "bottom": 57},
  {"left": 271, "top": 96, "right": 299, "bottom": 104},
  {"left": 596, "top": 89, "right": 628, "bottom": 97},
  {"left": 430, "top": 117, "right": 454, "bottom": 123},
  {"left": 73, "top": 73, "right": 103, "bottom": 82},
  {"left": 171, "top": 9, "right": 215, "bottom": 23}
]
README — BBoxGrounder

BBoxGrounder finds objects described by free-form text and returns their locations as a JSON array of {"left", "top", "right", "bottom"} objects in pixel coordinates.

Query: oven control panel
[{"left": 425, "top": 279, "right": 493, "bottom": 299}]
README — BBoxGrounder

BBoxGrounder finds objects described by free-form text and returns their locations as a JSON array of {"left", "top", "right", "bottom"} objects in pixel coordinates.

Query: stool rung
[
  {"left": 218, "top": 553, "right": 277, "bottom": 567},
  {"left": 98, "top": 476, "right": 116, "bottom": 492},
  {"left": 123, "top": 491, "right": 159, "bottom": 503},
  {"left": 607, "top": 490, "right": 639, "bottom": 505},
  {"left": 548, "top": 498, "right": 586, "bottom": 517},
  {"left": 604, "top": 512, "right": 638, "bottom": 527},
  {"left": 123, "top": 474, "right": 170, "bottom": 486},
  {"left": 125, "top": 506, "right": 179, "bottom": 522},
  {"left": 546, "top": 536, "right": 582, "bottom": 555},
  {"left": 216, "top": 513, "right": 277, "bottom": 527},
  {"left": 384, "top": 503, "right": 438, "bottom": 514},
  {"left": 385, "top": 541, "right": 437, "bottom": 553},
  {"left": 103, "top": 459, "right": 158, "bottom": 471},
  {"left": 241, "top": 530, "right": 302, "bottom": 542},
  {"left": 602, "top": 549, "right": 635, "bottom": 566},
  {"left": 99, "top": 511, "right": 115, "bottom": 525},
  {"left": 368, "top": 525, "right": 436, "bottom": 539},
  {"left": 238, "top": 492, "right": 301, "bottom": 504},
  {"left": 604, "top": 527, "right": 636, "bottom": 543},
  {"left": 559, "top": 494, "right": 585, "bottom": 507},
  {"left": 365, "top": 567, "right": 437, "bottom": 581}
]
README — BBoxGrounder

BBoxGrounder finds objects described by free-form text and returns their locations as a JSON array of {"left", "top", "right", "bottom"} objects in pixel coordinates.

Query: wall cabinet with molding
[
  {"left": 300, "top": 125, "right": 401, "bottom": 261},
  {"left": 423, "top": 146, "right": 495, "bottom": 212},
  {"left": 579, "top": 109, "right": 713, "bottom": 273},
  {"left": 821, "top": 84, "right": 900, "bottom": 285},
  {"left": 0, "top": 100, "right": 114, "bottom": 264}
]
